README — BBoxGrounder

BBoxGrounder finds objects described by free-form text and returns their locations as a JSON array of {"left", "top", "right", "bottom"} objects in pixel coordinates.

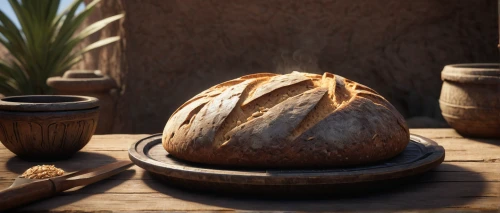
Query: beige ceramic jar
[
  {"left": 47, "top": 70, "right": 117, "bottom": 134},
  {"left": 439, "top": 64, "right": 500, "bottom": 138}
]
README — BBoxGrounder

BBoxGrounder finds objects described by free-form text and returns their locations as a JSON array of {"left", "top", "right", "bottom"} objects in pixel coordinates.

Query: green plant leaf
[
  {"left": 0, "top": 0, "right": 122, "bottom": 96},
  {"left": 76, "top": 14, "right": 124, "bottom": 40},
  {"left": 47, "top": 0, "right": 99, "bottom": 71},
  {"left": 0, "top": 10, "right": 28, "bottom": 64},
  {"left": 0, "top": 61, "right": 26, "bottom": 95},
  {"left": 81, "top": 36, "right": 120, "bottom": 53},
  {"left": 49, "top": 11, "right": 123, "bottom": 77}
]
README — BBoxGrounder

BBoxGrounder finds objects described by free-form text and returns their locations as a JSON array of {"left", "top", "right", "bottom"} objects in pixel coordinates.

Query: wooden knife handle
[{"left": 0, "top": 180, "right": 56, "bottom": 211}]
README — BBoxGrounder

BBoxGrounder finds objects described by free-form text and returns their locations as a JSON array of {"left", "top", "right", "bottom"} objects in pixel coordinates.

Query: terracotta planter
[
  {"left": 47, "top": 70, "right": 117, "bottom": 134},
  {"left": 0, "top": 95, "right": 99, "bottom": 160},
  {"left": 439, "top": 64, "right": 500, "bottom": 138}
]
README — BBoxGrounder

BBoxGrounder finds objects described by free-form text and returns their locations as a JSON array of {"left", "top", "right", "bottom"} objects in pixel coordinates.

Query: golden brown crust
[{"left": 162, "top": 71, "right": 410, "bottom": 168}]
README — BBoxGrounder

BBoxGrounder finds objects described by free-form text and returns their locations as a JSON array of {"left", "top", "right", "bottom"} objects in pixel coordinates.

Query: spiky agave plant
[{"left": 0, "top": 0, "right": 123, "bottom": 95}]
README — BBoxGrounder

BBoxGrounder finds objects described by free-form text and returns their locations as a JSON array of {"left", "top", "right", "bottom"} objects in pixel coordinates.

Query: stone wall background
[{"left": 2, "top": 0, "right": 499, "bottom": 133}]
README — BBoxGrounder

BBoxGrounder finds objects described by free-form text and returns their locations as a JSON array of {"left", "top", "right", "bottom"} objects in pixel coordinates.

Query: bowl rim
[
  {"left": 442, "top": 63, "right": 500, "bottom": 84},
  {"left": 443, "top": 63, "right": 500, "bottom": 70},
  {"left": 0, "top": 95, "right": 99, "bottom": 112}
]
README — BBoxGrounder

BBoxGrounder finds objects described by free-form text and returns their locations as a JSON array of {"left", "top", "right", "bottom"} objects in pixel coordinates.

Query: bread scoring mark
[
  {"left": 321, "top": 72, "right": 336, "bottom": 100},
  {"left": 182, "top": 80, "right": 253, "bottom": 155},
  {"left": 207, "top": 78, "right": 247, "bottom": 91},
  {"left": 352, "top": 82, "right": 379, "bottom": 95},
  {"left": 240, "top": 78, "right": 314, "bottom": 122},
  {"left": 297, "top": 71, "right": 322, "bottom": 79},
  {"left": 288, "top": 92, "right": 334, "bottom": 141},
  {"left": 344, "top": 78, "right": 358, "bottom": 90},
  {"left": 162, "top": 97, "right": 211, "bottom": 151},
  {"left": 180, "top": 103, "right": 207, "bottom": 127},
  {"left": 334, "top": 75, "right": 354, "bottom": 105},
  {"left": 220, "top": 88, "right": 328, "bottom": 151},
  {"left": 220, "top": 72, "right": 351, "bottom": 151},
  {"left": 242, "top": 73, "right": 310, "bottom": 106},
  {"left": 238, "top": 73, "right": 279, "bottom": 79},
  {"left": 170, "top": 95, "right": 210, "bottom": 118},
  {"left": 286, "top": 72, "right": 357, "bottom": 142},
  {"left": 176, "top": 78, "right": 245, "bottom": 112},
  {"left": 211, "top": 77, "right": 270, "bottom": 149}
]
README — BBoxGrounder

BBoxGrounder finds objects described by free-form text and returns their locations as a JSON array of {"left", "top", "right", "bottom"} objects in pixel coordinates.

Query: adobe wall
[{"left": 85, "top": 0, "right": 498, "bottom": 133}]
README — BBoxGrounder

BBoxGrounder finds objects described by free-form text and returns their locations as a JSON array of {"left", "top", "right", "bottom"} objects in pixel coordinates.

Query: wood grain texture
[{"left": 0, "top": 129, "right": 499, "bottom": 212}]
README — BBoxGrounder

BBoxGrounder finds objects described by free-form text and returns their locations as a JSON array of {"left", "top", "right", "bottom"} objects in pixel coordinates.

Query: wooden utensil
[{"left": 0, "top": 160, "right": 134, "bottom": 211}]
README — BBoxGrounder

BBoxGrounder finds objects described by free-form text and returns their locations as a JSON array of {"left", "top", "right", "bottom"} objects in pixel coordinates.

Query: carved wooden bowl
[
  {"left": 0, "top": 95, "right": 99, "bottom": 160},
  {"left": 439, "top": 63, "right": 500, "bottom": 138}
]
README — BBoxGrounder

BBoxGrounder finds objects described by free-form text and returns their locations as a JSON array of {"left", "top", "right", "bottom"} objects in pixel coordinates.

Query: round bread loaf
[{"left": 162, "top": 71, "right": 410, "bottom": 168}]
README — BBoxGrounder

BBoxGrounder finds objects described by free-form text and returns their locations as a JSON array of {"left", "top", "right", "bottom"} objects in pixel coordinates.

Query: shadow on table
[
  {"left": 5, "top": 151, "right": 117, "bottom": 174},
  {"left": 465, "top": 138, "right": 500, "bottom": 147},
  {"left": 142, "top": 164, "right": 488, "bottom": 211},
  {"left": 445, "top": 129, "right": 500, "bottom": 147}
]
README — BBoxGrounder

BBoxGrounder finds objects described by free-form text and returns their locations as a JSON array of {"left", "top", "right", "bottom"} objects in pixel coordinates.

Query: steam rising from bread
[{"left": 273, "top": 30, "right": 327, "bottom": 74}]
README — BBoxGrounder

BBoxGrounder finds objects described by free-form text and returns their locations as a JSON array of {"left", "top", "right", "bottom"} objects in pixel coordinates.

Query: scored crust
[{"left": 162, "top": 71, "right": 410, "bottom": 168}]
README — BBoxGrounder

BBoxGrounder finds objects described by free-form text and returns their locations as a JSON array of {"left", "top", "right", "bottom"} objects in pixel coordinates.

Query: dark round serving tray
[{"left": 129, "top": 134, "right": 445, "bottom": 196}]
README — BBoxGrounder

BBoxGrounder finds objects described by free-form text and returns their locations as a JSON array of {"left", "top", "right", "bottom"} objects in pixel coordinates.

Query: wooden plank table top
[{"left": 1, "top": 129, "right": 499, "bottom": 212}]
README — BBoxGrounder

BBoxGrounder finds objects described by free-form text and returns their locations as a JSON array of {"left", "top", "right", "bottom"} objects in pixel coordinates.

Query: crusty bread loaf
[{"left": 162, "top": 71, "right": 410, "bottom": 168}]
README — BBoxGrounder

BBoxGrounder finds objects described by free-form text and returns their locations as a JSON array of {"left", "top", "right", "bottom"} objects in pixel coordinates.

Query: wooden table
[{"left": 1, "top": 129, "right": 499, "bottom": 212}]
